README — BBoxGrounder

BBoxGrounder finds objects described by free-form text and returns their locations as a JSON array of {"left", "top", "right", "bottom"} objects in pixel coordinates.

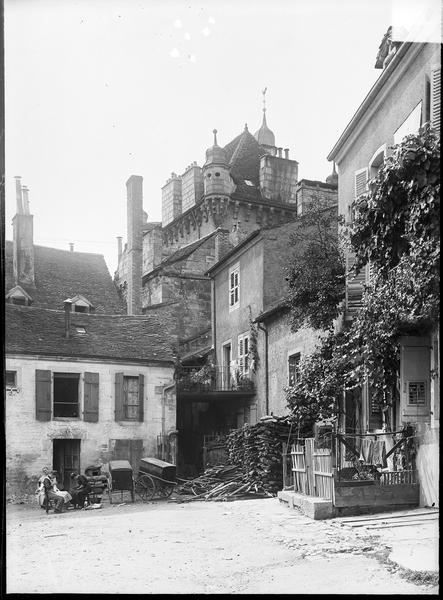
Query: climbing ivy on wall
[{"left": 285, "top": 125, "right": 440, "bottom": 430}]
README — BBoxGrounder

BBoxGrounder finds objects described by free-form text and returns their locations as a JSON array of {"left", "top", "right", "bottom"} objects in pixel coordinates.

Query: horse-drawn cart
[{"left": 134, "top": 457, "right": 177, "bottom": 501}]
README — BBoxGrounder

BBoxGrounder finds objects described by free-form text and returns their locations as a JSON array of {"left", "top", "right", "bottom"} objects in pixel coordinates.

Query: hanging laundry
[
  {"left": 360, "top": 438, "right": 374, "bottom": 463},
  {"left": 371, "top": 439, "right": 387, "bottom": 467}
]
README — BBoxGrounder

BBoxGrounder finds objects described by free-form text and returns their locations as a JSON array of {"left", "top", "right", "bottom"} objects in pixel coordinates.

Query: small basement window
[
  {"left": 53, "top": 373, "right": 80, "bottom": 418},
  {"left": 6, "top": 371, "right": 17, "bottom": 388},
  {"left": 76, "top": 326, "right": 86, "bottom": 334}
]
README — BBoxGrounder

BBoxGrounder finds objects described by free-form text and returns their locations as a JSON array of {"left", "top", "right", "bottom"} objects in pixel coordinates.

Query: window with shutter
[
  {"left": 229, "top": 263, "right": 240, "bottom": 311},
  {"left": 431, "top": 66, "right": 441, "bottom": 131},
  {"left": 345, "top": 252, "right": 366, "bottom": 313},
  {"left": 84, "top": 372, "right": 99, "bottom": 422},
  {"left": 35, "top": 370, "right": 52, "bottom": 421},
  {"left": 238, "top": 333, "right": 250, "bottom": 375},
  {"left": 115, "top": 372, "right": 124, "bottom": 421},
  {"left": 138, "top": 374, "right": 144, "bottom": 422}
]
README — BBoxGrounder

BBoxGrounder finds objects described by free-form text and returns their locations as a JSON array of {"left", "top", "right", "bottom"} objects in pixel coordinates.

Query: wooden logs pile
[
  {"left": 226, "top": 416, "right": 296, "bottom": 495},
  {"left": 173, "top": 464, "right": 272, "bottom": 503}
]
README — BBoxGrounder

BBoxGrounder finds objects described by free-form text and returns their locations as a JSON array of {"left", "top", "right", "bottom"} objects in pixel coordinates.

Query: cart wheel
[
  {"left": 158, "top": 484, "right": 175, "bottom": 498},
  {"left": 135, "top": 474, "right": 156, "bottom": 502}
]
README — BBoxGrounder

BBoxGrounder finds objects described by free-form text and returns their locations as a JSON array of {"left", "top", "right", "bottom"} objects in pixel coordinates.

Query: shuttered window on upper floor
[{"left": 431, "top": 66, "right": 441, "bottom": 131}]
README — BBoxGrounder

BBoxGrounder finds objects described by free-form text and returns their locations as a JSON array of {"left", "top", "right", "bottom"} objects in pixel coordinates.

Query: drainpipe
[
  {"left": 211, "top": 276, "right": 216, "bottom": 366},
  {"left": 162, "top": 381, "right": 176, "bottom": 461},
  {"left": 257, "top": 322, "right": 269, "bottom": 416}
]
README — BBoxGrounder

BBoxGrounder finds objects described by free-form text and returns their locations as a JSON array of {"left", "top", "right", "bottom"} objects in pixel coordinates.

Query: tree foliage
[
  {"left": 285, "top": 202, "right": 345, "bottom": 331},
  {"left": 285, "top": 125, "right": 440, "bottom": 427}
]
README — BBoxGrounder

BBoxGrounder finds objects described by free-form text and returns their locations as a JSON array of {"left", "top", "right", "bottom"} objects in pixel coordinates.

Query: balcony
[{"left": 177, "top": 365, "right": 255, "bottom": 400}]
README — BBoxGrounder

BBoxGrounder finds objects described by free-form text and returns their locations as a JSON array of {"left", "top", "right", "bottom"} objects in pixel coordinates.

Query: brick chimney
[
  {"left": 214, "top": 228, "right": 231, "bottom": 262},
  {"left": 162, "top": 173, "right": 182, "bottom": 226},
  {"left": 126, "top": 175, "right": 143, "bottom": 315},
  {"left": 259, "top": 152, "right": 299, "bottom": 205},
  {"left": 12, "top": 176, "right": 35, "bottom": 287}
]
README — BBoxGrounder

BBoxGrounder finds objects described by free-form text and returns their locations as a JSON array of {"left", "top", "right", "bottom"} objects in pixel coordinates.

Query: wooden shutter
[
  {"left": 345, "top": 252, "right": 366, "bottom": 313},
  {"left": 115, "top": 372, "right": 124, "bottom": 421},
  {"left": 138, "top": 374, "right": 144, "bottom": 422},
  {"left": 431, "top": 67, "right": 441, "bottom": 131},
  {"left": 238, "top": 337, "right": 244, "bottom": 373},
  {"left": 84, "top": 372, "right": 99, "bottom": 422},
  {"left": 36, "top": 370, "right": 52, "bottom": 421},
  {"left": 355, "top": 168, "right": 368, "bottom": 198}
]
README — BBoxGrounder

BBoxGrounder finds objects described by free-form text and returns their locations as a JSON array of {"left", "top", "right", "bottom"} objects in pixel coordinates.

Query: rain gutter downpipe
[
  {"left": 257, "top": 321, "right": 269, "bottom": 416},
  {"left": 162, "top": 381, "right": 176, "bottom": 461}
]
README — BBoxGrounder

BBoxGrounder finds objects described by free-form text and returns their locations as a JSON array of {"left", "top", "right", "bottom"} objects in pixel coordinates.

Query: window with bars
[
  {"left": 288, "top": 352, "right": 301, "bottom": 386},
  {"left": 238, "top": 333, "right": 250, "bottom": 375},
  {"left": 407, "top": 381, "right": 426, "bottom": 405},
  {"left": 229, "top": 263, "right": 240, "bottom": 310}
]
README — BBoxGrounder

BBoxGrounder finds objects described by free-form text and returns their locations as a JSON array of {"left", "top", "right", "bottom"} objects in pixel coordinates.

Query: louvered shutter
[
  {"left": 84, "top": 372, "right": 99, "bottom": 422},
  {"left": 345, "top": 252, "right": 366, "bottom": 313},
  {"left": 366, "top": 260, "right": 374, "bottom": 285},
  {"left": 36, "top": 370, "right": 51, "bottom": 421},
  {"left": 138, "top": 374, "right": 144, "bottom": 422},
  {"left": 234, "top": 271, "right": 239, "bottom": 304},
  {"left": 431, "top": 67, "right": 441, "bottom": 131},
  {"left": 238, "top": 337, "right": 244, "bottom": 373},
  {"left": 355, "top": 168, "right": 368, "bottom": 198},
  {"left": 115, "top": 372, "right": 124, "bottom": 421}
]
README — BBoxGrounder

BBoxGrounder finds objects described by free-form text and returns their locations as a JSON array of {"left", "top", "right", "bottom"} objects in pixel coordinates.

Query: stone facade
[{"left": 5, "top": 355, "right": 175, "bottom": 495}]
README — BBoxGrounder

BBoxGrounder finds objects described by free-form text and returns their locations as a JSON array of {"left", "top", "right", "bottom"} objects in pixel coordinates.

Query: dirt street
[{"left": 6, "top": 497, "right": 438, "bottom": 595}]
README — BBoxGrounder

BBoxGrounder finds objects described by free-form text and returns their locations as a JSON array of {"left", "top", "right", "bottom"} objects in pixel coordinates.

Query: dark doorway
[{"left": 53, "top": 439, "right": 81, "bottom": 490}]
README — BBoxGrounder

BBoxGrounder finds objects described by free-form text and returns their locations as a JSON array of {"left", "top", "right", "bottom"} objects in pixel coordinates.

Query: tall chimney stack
[
  {"left": 15, "top": 176, "right": 23, "bottom": 213},
  {"left": 63, "top": 299, "right": 72, "bottom": 338},
  {"left": 12, "top": 177, "right": 35, "bottom": 287},
  {"left": 117, "top": 236, "right": 123, "bottom": 261},
  {"left": 126, "top": 175, "right": 143, "bottom": 315}
]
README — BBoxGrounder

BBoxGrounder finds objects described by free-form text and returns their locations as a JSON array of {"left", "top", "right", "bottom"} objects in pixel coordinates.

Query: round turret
[
  {"left": 202, "top": 129, "right": 234, "bottom": 196},
  {"left": 204, "top": 129, "right": 228, "bottom": 166},
  {"left": 326, "top": 162, "right": 338, "bottom": 186},
  {"left": 254, "top": 111, "right": 275, "bottom": 147}
]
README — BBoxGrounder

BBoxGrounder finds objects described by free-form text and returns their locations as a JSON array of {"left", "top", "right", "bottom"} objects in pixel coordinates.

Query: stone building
[
  {"left": 114, "top": 105, "right": 337, "bottom": 354},
  {"left": 176, "top": 205, "right": 338, "bottom": 470},
  {"left": 327, "top": 27, "right": 440, "bottom": 507},
  {"left": 5, "top": 178, "right": 178, "bottom": 495}
]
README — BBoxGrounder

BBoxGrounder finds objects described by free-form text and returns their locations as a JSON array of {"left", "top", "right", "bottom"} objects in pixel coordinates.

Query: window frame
[
  {"left": 237, "top": 332, "right": 250, "bottom": 376},
  {"left": 122, "top": 375, "right": 141, "bottom": 421},
  {"left": 53, "top": 372, "right": 81, "bottom": 419},
  {"left": 5, "top": 370, "right": 17, "bottom": 389},
  {"left": 287, "top": 351, "right": 302, "bottom": 386},
  {"left": 228, "top": 262, "right": 240, "bottom": 312}
]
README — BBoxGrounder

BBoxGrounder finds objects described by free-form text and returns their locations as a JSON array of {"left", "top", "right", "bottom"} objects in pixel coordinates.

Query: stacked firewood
[
  {"left": 226, "top": 416, "right": 296, "bottom": 494},
  {"left": 173, "top": 464, "right": 272, "bottom": 502},
  {"left": 172, "top": 417, "right": 296, "bottom": 502}
]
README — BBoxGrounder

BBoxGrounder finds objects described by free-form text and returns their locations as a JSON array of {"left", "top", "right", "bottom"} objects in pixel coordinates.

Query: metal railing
[{"left": 177, "top": 366, "right": 255, "bottom": 393}]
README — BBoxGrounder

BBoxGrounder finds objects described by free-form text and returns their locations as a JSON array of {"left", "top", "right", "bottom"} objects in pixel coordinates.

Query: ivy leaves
[{"left": 285, "top": 125, "right": 440, "bottom": 429}]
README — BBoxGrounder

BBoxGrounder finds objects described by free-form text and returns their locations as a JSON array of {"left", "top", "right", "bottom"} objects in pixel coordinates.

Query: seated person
[
  {"left": 70, "top": 472, "right": 92, "bottom": 508},
  {"left": 35, "top": 467, "right": 65, "bottom": 513},
  {"left": 50, "top": 471, "right": 73, "bottom": 507}
]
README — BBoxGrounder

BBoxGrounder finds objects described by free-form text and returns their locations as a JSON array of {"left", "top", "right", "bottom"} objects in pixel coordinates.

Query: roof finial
[
  {"left": 213, "top": 128, "right": 218, "bottom": 146},
  {"left": 244, "top": 123, "right": 248, "bottom": 131},
  {"left": 262, "top": 87, "right": 267, "bottom": 114}
]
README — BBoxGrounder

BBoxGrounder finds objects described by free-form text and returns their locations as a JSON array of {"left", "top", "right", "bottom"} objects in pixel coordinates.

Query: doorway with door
[{"left": 53, "top": 439, "right": 81, "bottom": 491}]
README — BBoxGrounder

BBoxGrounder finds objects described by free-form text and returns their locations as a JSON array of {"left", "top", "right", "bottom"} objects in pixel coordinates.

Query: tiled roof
[
  {"left": 158, "top": 230, "right": 218, "bottom": 269},
  {"left": 255, "top": 298, "right": 291, "bottom": 323},
  {"left": 5, "top": 304, "right": 177, "bottom": 364},
  {"left": 223, "top": 129, "right": 268, "bottom": 184},
  {"left": 5, "top": 241, "right": 125, "bottom": 313}
]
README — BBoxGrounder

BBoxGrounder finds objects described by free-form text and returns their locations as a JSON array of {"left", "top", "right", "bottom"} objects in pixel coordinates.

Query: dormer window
[
  {"left": 68, "top": 294, "right": 94, "bottom": 313},
  {"left": 6, "top": 285, "right": 33, "bottom": 306}
]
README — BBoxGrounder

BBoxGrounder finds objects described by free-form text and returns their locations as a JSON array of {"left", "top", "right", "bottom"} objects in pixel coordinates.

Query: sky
[{"left": 4, "top": 0, "right": 436, "bottom": 275}]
